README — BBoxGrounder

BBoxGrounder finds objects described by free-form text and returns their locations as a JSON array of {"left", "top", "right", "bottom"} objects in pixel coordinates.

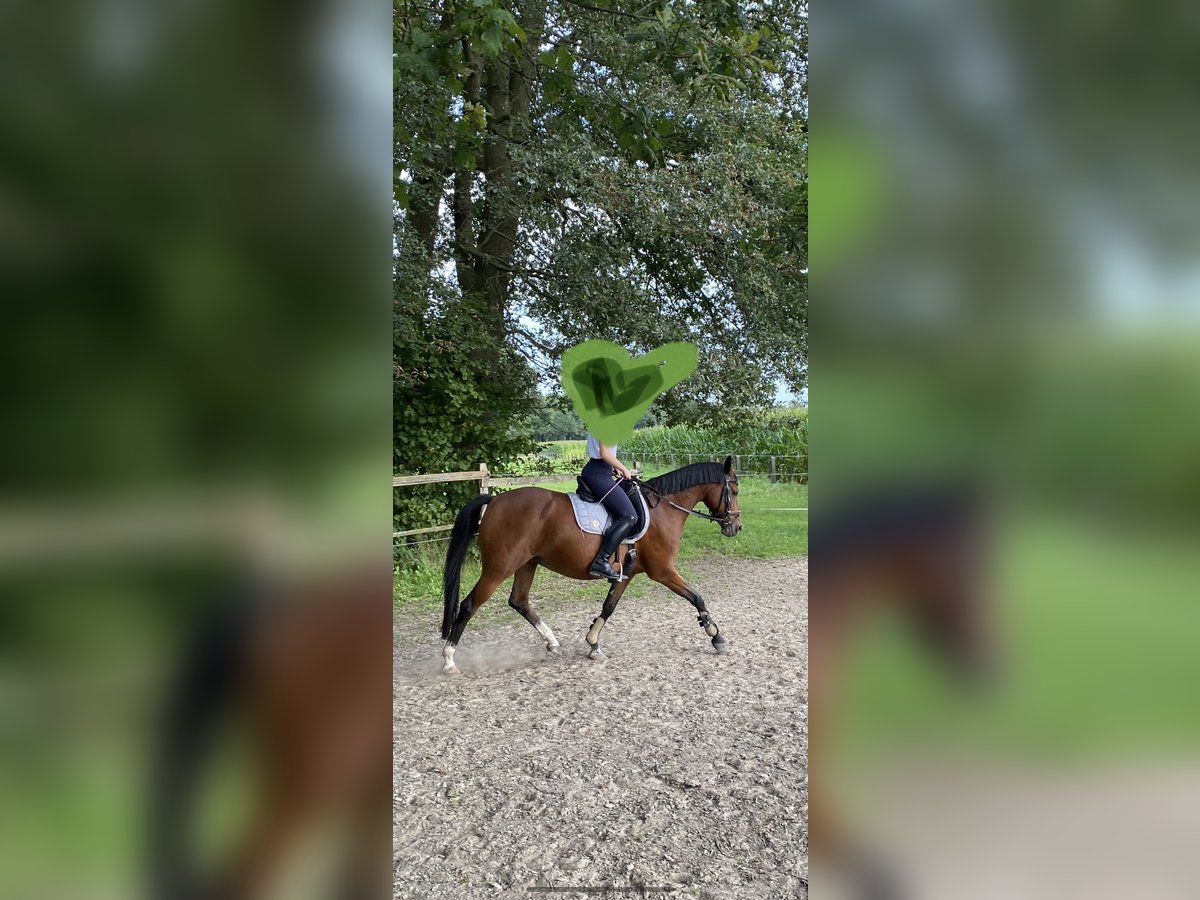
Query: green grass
[
  {"left": 541, "top": 439, "right": 586, "bottom": 455},
  {"left": 677, "top": 479, "right": 807, "bottom": 560},
  {"left": 394, "top": 469, "right": 806, "bottom": 607}
]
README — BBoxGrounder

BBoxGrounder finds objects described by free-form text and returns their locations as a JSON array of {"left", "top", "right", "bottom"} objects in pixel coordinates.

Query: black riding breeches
[{"left": 580, "top": 458, "right": 636, "bottom": 522}]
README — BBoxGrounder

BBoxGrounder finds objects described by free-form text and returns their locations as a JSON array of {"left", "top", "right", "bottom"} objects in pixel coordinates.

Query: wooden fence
[
  {"left": 393, "top": 456, "right": 805, "bottom": 540},
  {"left": 392, "top": 465, "right": 488, "bottom": 538},
  {"left": 391, "top": 463, "right": 582, "bottom": 538}
]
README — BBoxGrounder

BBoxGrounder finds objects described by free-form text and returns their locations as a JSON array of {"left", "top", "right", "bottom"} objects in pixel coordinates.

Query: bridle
[{"left": 628, "top": 474, "right": 740, "bottom": 529}]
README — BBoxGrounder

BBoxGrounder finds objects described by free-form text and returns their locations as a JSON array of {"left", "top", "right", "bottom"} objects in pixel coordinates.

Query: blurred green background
[
  {"left": 1, "top": 0, "right": 391, "bottom": 897},
  {"left": 814, "top": 0, "right": 1200, "bottom": 890}
]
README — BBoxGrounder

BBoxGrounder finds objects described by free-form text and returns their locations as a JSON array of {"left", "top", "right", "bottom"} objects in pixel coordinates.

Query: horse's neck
[{"left": 665, "top": 483, "right": 710, "bottom": 509}]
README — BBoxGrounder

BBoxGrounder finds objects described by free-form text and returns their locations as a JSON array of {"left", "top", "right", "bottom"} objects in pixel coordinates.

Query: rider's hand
[{"left": 614, "top": 464, "right": 632, "bottom": 480}]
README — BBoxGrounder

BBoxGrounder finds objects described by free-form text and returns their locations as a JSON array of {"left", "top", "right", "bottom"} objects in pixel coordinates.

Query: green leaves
[
  {"left": 393, "top": 290, "right": 539, "bottom": 535},
  {"left": 396, "top": 0, "right": 807, "bottom": 469},
  {"left": 394, "top": 26, "right": 441, "bottom": 85},
  {"left": 459, "top": 2, "right": 526, "bottom": 58},
  {"left": 606, "top": 106, "right": 681, "bottom": 166},
  {"left": 395, "top": 0, "right": 527, "bottom": 93},
  {"left": 810, "top": 131, "right": 882, "bottom": 272}
]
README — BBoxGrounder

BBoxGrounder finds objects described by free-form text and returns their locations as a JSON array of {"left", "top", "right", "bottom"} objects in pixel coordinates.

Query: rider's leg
[
  {"left": 588, "top": 514, "right": 636, "bottom": 579},
  {"left": 580, "top": 458, "right": 638, "bottom": 580}
]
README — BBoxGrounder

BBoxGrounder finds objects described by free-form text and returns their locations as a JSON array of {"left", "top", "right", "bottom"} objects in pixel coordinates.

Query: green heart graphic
[{"left": 561, "top": 341, "right": 698, "bottom": 445}]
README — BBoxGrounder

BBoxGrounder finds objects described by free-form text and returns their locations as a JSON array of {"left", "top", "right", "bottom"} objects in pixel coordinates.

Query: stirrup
[
  {"left": 608, "top": 553, "right": 633, "bottom": 583},
  {"left": 621, "top": 545, "right": 637, "bottom": 581}
]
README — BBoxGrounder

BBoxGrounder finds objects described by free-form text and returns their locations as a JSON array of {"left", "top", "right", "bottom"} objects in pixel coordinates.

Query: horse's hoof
[
  {"left": 442, "top": 665, "right": 461, "bottom": 676},
  {"left": 713, "top": 640, "right": 730, "bottom": 655},
  {"left": 588, "top": 648, "right": 607, "bottom": 662},
  {"left": 547, "top": 643, "right": 561, "bottom": 655}
]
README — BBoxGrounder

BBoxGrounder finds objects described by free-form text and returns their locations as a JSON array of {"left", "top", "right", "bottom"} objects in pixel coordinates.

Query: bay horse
[
  {"left": 151, "top": 564, "right": 391, "bottom": 900},
  {"left": 439, "top": 457, "right": 742, "bottom": 674},
  {"left": 808, "top": 482, "right": 993, "bottom": 899}
]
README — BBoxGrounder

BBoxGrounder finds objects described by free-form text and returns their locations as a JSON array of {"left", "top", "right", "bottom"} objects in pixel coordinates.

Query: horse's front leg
[
  {"left": 651, "top": 567, "right": 729, "bottom": 654},
  {"left": 585, "top": 576, "right": 633, "bottom": 661}
]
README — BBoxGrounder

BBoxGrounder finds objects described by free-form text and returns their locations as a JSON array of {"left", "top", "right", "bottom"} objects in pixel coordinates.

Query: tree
[
  {"left": 523, "top": 393, "right": 586, "bottom": 440},
  {"left": 395, "top": 0, "right": 807, "bottom": 468}
]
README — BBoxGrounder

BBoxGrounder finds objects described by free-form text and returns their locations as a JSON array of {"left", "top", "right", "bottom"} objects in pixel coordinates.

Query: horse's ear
[{"left": 723, "top": 455, "right": 733, "bottom": 474}]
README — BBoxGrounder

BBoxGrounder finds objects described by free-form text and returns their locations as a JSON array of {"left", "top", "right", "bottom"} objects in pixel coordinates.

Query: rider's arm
[{"left": 597, "top": 442, "right": 631, "bottom": 479}]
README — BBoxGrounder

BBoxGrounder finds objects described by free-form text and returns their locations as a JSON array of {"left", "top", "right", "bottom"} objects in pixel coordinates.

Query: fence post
[
  {"left": 769, "top": 456, "right": 777, "bottom": 484},
  {"left": 735, "top": 454, "right": 741, "bottom": 473},
  {"left": 479, "top": 463, "right": 489, "bottom": 495}
]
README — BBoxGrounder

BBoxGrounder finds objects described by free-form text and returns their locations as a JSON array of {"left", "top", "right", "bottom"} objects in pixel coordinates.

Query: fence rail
[
  {"left": 392, "top": 523, "right": 455, "bottom": 538},
  {"left": 488, "top": 474, "right": 577, "bottom": 486},
  {"left": 392, "top": 469, "right": 486, "bottom": 487},
  {"left": 393, "top": 464, "right": 489, "bottom": 539}
]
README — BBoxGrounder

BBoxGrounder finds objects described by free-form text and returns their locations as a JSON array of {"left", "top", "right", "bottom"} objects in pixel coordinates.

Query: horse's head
[
  {"left": 814, "top": 485, "right": 996, "bottom": 689},
  {"left": 702, "top": 455, "right": 742, "bottom": 538},
  {"left": 906, "top": 515, "right": 994, "bottom": 688}
]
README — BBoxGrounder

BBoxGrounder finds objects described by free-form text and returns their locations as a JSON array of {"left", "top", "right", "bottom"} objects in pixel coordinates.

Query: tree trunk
[
  {"left": 472, "top": 0, "right": 545, "bottom": 324},
  {"left": 407, "top": 171, "right": 441, "bottom": 264},
  {"left": 453, "top": 44, "right": 483, "bottom": 296}
]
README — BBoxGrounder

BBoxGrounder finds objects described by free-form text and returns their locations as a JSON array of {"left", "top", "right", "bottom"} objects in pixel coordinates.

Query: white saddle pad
[{"left": 567, "top": 488, "right": 651, "bottom": 542}]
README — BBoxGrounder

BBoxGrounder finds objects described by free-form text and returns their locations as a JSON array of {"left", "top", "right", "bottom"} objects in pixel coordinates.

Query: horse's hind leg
[
  {"left": 507, "top": 561, "right": 560, "bottom": 654},
  {"left": 443, "top": 570, "right": 506, "bottom": 675},
  {"left": 585, "top": 576, "right": 632, "bottom": 662}
]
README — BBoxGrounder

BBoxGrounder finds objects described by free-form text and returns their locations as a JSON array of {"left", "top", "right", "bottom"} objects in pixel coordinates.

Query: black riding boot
[{"left": 588, "top": 515, "right": 637, "bottom": 579}]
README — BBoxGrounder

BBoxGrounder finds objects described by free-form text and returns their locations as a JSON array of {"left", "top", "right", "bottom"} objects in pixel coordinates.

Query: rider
[{"left": 580, "top": 433, "right": 638, "bottom": 579}]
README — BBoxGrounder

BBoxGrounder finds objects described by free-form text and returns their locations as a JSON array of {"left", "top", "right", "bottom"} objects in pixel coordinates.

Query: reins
[
  {"left": 626, "top": 474, "right": 739, "bottom": 528},
  {"left": 597, "top": 478, "right": 625, "bottom": 504}
]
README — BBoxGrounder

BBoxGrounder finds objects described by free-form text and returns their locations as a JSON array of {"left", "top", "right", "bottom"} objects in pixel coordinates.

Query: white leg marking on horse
[
  {"left": 442, "top": 643, "right": 459, "bottom": 675},
  {"left": 586, "top": 617, "right": 604, "bottom": 645},
  {"left": 586, "top": 617, "right": 607, "bottom": 660},
  {"left": 535, "top": 620, "right": 560, "bottom": 650}
]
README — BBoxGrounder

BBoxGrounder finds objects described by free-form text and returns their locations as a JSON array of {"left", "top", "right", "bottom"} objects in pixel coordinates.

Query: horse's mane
[
  {"left": 810, "top": 483, "right": 981, "bottom": 564},
  {"left": 643, "top": 462, "right": 725, "bottom": 497}
]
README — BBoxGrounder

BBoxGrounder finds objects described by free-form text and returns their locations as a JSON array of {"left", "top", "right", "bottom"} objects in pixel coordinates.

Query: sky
[{"left": 776, "top": 381, "right": 806, "bottom": 406}]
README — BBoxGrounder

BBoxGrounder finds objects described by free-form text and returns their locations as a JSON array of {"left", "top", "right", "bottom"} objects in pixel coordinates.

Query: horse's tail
[
  {"left": 442, "top": 494, "right": 492, "bottom": 640},
  {"left": 149, "top": 581, "right": 254, "bottom": 900}
]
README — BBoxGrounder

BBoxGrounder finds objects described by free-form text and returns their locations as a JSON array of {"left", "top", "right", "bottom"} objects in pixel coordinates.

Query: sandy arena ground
[{"left": 394, "top": 556, "right": 808, "bottom": 899}]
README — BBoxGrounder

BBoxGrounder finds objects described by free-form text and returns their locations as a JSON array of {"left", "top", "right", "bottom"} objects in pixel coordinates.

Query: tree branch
[
  {"left": 511, "top": 323, "right": 563, "bottom": 357},
  {"left": 559, "top": 0, "right": 656, "bottom": 21}
]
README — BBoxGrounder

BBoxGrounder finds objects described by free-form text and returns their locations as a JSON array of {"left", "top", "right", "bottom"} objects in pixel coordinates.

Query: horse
[
  {"left": 439, "top": 456, "right": 742, "bottom": 674},
  {"left": 150, "top": 565, "right": 391, "bottom": 900},
  {"left": 808, "top": 482, "right": 993, "bottom": 900}
]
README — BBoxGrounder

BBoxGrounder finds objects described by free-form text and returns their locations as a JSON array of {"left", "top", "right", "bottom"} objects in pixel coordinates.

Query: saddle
[
  {"left": 574, "top": 476, "right": 600, "bottom": 503},
  {"left": 568, "top": 478, "right": 650, "bottom": 541}
]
